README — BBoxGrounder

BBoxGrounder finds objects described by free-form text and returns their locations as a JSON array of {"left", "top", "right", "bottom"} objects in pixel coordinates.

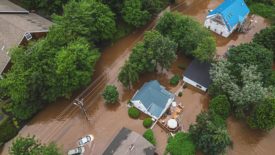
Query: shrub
[
  {"left": 0, "top": 116, "right": 18, "bottom": 146},
  {"left": 143, "top": 118, "right": 153, "bottom": 128},
  {"left": 128, "top": 107, "right": 140, "bottom": 118},
  {"left": 102, "top": 85, "right": 119, "bottom": 104},
  {"left": 178, "top": 92, "right": 183, "bottom": 97},
  {"left": 143, "top": 129, "right": 156, "bottom": 145},
  {"left": 170, "top": 75, "right": 180, "bottom": 86},
  {"left": 165, "top": 132, "right": 195, "bottom": 155},
  {"left": 209, "top": 95, "right": 231, "bottom": 119}
]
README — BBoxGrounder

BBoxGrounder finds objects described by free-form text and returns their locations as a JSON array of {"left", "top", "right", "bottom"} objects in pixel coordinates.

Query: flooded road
[{"left": 1, "top": 0, "right": 273, "bottom": 155}]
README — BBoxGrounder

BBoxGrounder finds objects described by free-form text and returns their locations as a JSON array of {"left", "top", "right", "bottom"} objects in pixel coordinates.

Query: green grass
[{"left": 249, "top": 3, "right": 275, "bottom": 21}]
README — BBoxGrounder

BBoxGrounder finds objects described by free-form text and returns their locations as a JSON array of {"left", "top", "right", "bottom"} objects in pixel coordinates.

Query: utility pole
[{"left": 73, "top": 98, "right": 89, "bottom": 120}]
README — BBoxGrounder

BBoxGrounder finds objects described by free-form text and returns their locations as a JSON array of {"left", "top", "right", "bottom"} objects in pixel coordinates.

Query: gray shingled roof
[
  {"left": 184, "top": 59, "right": 212, "bottom": 88},
  {"left": 0, "top": 0, "right": 52, "bottom": 74},
  {"left": 103, "top": 127, "right": 155, "bottom": 155},
  {"left": 131, "top": 80, "right": 175, "bottom": 119}
]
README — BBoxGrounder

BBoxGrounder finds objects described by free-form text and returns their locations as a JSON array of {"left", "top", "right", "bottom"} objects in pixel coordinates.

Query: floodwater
[{"left": 1, "top": 0, "right": 273, "bottom": 155}]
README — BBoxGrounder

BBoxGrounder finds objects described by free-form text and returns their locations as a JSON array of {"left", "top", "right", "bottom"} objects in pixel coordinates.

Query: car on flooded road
[
  {"left": 78, "top": 134, "right": 94, "bottom": 146},
  {"left": 68, "top": 146, "right": 85, "bottom": 155}
]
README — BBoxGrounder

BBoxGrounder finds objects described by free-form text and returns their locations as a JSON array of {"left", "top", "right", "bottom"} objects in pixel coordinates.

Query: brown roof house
[
  {"left": 103, "top": 127, "right": 155, "bottom": 155},
  {"left": 0, "top": 0, "right": 52, "bottom": 76}
]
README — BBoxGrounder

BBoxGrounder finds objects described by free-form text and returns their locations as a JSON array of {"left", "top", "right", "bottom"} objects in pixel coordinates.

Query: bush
[
  {"left": 143, "top": 129, "right": 156, "bottom": 145},
  {"left": 209, "top": 95, "right": 231, "bottom": 119},
  {"left": 170, "top": 75, "right": 180, "bottom": 86},
  {"left": 0, "top": 116, "right": 18, "bottom": 146},
  {"left": 143, "top": 118, "right": 153, "bottom": 128},
  {"left": 178, "top": 92, "right": 183, "bottom": 97},
  {"left": 165, "top": 132, "right": 195, "bottom": 155},
  {"left": 128, "top": 107, "right": 140, "bottom": 118},
  {"left": 102, "top": 85, "right": 119, "bottom": 104}
]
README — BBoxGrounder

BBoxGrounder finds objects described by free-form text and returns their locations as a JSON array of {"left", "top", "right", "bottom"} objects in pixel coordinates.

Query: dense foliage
[
  {"left": 209, "top": 95, "right": 231, "bottom": 119},
  {"left": 0, "top": 117, "right": 18, "bottom": 146},
  {"left": 170, "top": 75, "right": 180, "bottom": 86},
  {"left": 53, "top": 0, "right": 116, "bottom": 43},
  {"left": 253, "top": 26, "right": 275, "bottom": 60},
  {"left": 102, "top": 85, "right": 119, "bottom": 104},
  {"left": 128, "top": 107, "right": 140, "bottom": 118},
  {"left": 143, "top": 118, "right": 153, "bottom": 128},
  {"left": 189, "top": 112, "right": 231, "bottom": 155},
  {"left": 165, "top": 132, "right": 195, "bottom": 155},
  {"left": 21, "top": 0, "right": 68, "bottom": 16},
  {"left": 143, "top": 129, "right": 156, "bottom": 145},
  {"left": 156, "top": 12, "right": 216, "bottom": 62},
  {"left": 118, "top": 30, "right": 177, "bottom": 88},
  {"left": 9, "top": 136, "right": 61, "bottom": 155},
  {"left": 246, "top": 0, "right": 275, "bottom": 22},
  {"left": 227, "top": 43, "right": 273, "bottom": 84},
  {"left": 247, "top": 98, "right": 275, "bottom": 131}
]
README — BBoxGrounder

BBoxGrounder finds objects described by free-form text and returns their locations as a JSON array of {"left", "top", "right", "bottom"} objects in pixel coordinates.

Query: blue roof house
[
  {"left": 131, "top": 80, "right": 175, "bottom": 119},
  {"left": 204, "top": 0, "right": 250, "bottom": 37}
]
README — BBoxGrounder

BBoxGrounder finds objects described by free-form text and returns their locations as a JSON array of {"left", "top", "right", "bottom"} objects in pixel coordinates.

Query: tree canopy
[
  {"left": 53, "top": 0, "right": 116, "bottom": 43},
  {"left": 189, "top": 112, "right": 231, "bottom": 155},
  {"left": 209, "top": 95, "right": 231, "bottom": 119},
  {"left": 9, "top": 136, "right": 61, "bottom": 155},
  {"left": 165, "top": 132, "right": 195, "bottom": 155},
  {"left": 156, "top": 12, "right": 216, "bottom": 62},
  {"left": 102, "top": 85, "right": 119, "bottom": 104},
  {"left": 253, "top": 26, "right": 275, "bottom": 60}
]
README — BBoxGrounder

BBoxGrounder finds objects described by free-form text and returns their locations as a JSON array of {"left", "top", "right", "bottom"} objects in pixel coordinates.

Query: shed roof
[
  {"left": 184, "top": 59, "right": 212, "bottom": 89},
  {"left": 0, "top": 0, "right": 52, "bottom": 74},
  {"left": 208, "top": 0, "right": 250, "bottom": 31},
  {"left": 103, "top": 127, "right": 155, "bottom": 155},
  {"left": 131, "top": 80, "right": 174, "bottom": 119}
]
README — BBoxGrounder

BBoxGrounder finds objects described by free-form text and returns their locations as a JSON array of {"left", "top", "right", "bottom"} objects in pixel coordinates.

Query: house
[
  {"left": 183, "top": 59, "right": 211, "bottom": 92},
  {"left": 131, "top": 80, "right": 175, "bottom": 120},
  {"left": 0, "top": 0, "right": 52, "bottom": 76},
  {"left": 103, "top": 127, "right": 155, "bottom": 155},
  {"left": 204, "top": 0, "right": 250, "bottom": 37}
]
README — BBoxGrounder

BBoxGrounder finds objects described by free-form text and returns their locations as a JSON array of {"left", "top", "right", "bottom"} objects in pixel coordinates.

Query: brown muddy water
[{"left": 1, "top": 0, "right": 274, "bottom": 155}]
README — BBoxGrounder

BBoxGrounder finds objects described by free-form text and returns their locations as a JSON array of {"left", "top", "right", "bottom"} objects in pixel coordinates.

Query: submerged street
[{"left": 1, "top": 0, "right": 274, "bottom": 155}]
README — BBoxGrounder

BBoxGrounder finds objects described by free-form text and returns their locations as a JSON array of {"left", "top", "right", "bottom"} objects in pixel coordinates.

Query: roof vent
[
  {"left": 129, "top": 144, "right": 135, "bottom": 151},
  {"left": 24, "top": 32, "right": 32, "bottom": 41}
]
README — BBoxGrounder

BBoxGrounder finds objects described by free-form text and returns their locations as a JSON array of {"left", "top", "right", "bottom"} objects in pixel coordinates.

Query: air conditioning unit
[{"left": 24, "top": 32, "right": 32, "bottom": 41}]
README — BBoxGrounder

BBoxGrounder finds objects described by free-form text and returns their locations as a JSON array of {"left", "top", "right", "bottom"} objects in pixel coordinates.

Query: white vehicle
[
  {"left": 78, "top": 134, "right": 94, "bottom": 146},
  {"left": 68, "top": 146, "right": 85, "bottom": 155}
]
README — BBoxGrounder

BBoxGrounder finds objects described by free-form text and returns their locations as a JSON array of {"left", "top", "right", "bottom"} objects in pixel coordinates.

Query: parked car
[
  {"left": 78, "top": 134, "right": 94, "bottom": 146},
  {"left": 68, "top": 146, "right": 85, "bottom": 155}
]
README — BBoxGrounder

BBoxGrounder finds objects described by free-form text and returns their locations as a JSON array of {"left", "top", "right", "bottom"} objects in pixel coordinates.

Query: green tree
[
  {"left": 253, "top": 26, "right": 275, "bottom": 60},
  {"left": 209, "top": 95, "right": 231, "bottom": 119},
  {"left": 122, "top": 0, "right": 151, "bottom": 27},
  {"left": 53, "top": 0, "right": 116, "bottom": 43},
  {"left": 141, "top": 0, "right": 166, "bottom": 14},
  {"left": 143, "top": 30, "right": 177, "bottom": 71},
  {"left": 143, "top": 129, "right": 156, "bottom": 145},
  {"left": 22, "top": 0, "right": 68, "bottom": 15},
  {"left": 9, "top": 136, "right": 61, "bottom": 155},
  {"left": 156, "top": 12, "right": 216, "bottom": 62},
  {"left": 227, "top": 43, "right": 273, "bottom": 84},
  {"left": 165, "top": 132, "right": 195, "bottom": 155},
  {"left": 100, "top": 0, "right": 124, "bottom": 16},
  {"left": 247, "top": 98, "right": 275, "bottom": 131},
  {"left": 102, "top": 85, "right": 119, "bottom": 104},
  {"left": 189, "top": 112, "right": 231, "bottom": 155},
  {"left": 118, "top": 61, "right": 139, "bottom": 89}
]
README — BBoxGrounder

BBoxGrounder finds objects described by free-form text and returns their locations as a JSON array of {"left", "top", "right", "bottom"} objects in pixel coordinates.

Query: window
[{"left": 24, "top": 32, "right": 32, "bottom": 41}]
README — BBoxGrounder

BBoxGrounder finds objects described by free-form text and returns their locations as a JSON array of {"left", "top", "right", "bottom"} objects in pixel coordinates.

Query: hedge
[
  {"left": 143, "top": 118, "right": 153, "bottom": 128},
  {"left": 143, "top": 129, "right": 156, "bottom": 145},
  {"left": 128, "top": 107, "right": 140, "bottom": 119}
]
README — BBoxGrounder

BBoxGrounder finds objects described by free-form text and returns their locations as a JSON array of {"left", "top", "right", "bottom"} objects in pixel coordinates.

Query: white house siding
[
  {"left": 131, "top": 100, "right": 157, "bottom": 119},
  {"left": 204, "top": 18, "right": 231, "bottom": 37},
  {"left": 183, "top": 76, "right": 207, "bottom": 92}
]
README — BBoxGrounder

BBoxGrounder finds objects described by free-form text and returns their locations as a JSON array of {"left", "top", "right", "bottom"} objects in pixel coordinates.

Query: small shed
[
  {"left": 204, "top": 0, "right": 250, "bottom": 37},
  {"left": 183, "top": 59, "right": 211, "bottom": 92},
  {"left": 131, "top": 80, "right": 175, "bottom": 119},
  {"left": 103, "top": 127, "right": 155, "bottom": 155}
]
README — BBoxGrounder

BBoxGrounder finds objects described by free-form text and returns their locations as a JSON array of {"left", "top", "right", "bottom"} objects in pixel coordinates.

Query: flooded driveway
[{"left": 1, "top": 0, "right": 273, "bottom": 155}]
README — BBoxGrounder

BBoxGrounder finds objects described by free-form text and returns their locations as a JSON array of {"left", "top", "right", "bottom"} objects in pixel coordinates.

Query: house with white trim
[
  {"left": 131, "top": 80, "right": 175, "bottom": 120},
  {"left": 204, "top": 0, "right": 250, "bottom": 37},
  {"left": 0, "top": 0, "right": 52, "bottom": 76}
]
